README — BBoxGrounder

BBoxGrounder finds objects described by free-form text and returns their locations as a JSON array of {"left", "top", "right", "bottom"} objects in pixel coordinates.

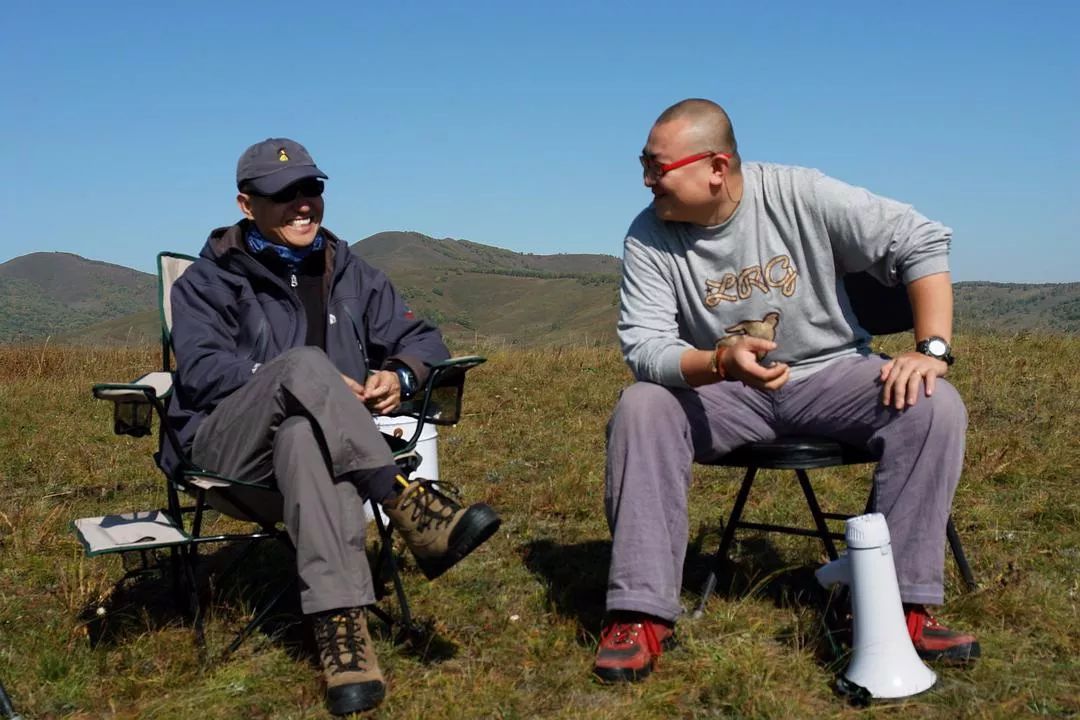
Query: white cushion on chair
[
  {"left": 73, "top": 510, "right": 190, "bottom": 556},
  {"left": 93, "top": 372, "right": 174, "bottom": 401}
]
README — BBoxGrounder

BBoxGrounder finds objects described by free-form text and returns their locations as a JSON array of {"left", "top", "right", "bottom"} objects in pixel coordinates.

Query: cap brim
[{"left": 243, "top": 165, "right": 329, "bottom": 195}]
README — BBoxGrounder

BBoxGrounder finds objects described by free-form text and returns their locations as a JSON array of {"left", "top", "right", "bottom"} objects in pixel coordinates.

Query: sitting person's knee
[
  {"left": 616, "top": 382, "right": 680, "bottom": 417},
  {"left": 929, "top": 380, "right": 968, "bottom": 430}
]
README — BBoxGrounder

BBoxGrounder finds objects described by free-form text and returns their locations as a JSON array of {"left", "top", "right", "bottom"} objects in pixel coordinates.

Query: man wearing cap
[
  {"left": 594, "top": 99, "right": 978, "bottom": 683},
  {"left": 163, "top": 138, "right": 501, "bottom": 715}
]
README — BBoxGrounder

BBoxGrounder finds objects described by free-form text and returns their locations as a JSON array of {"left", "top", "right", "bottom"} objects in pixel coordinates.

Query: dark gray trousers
[
  {"left": 605, "top": 354, "right": 967, "bottom": 622},
  {"left": 192, "top": 347, "right": 395, "bottom": 615}
]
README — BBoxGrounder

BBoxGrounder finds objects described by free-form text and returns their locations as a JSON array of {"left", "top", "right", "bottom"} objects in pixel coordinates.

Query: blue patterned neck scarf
[{"left": 245, "top": 225, "right": 325, "bottom": 273}]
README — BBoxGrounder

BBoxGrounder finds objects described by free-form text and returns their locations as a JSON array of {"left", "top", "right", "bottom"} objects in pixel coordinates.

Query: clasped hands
[{"left": 341, "top": 370, "right": 402, "bottom": 415}]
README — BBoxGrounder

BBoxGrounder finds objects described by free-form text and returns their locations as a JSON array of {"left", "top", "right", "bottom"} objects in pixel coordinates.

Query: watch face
[{"left": 927, "top": 338, "right": 948, "bottom": 356}]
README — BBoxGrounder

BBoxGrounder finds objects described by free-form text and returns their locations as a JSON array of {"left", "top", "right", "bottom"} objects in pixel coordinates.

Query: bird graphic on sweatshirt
[{"left": 716, "top": 312, "right": 780, "bottom": 359}]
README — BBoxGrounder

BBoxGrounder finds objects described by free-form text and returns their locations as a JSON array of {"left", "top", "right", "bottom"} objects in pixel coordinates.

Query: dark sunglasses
[{"left": 252, "top": 179, "right": 325, "bottom": 204}]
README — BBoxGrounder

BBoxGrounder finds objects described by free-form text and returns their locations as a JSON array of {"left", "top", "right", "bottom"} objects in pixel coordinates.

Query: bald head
[{"left": 655, "top": 98, "right": 740, "bottom": 168}]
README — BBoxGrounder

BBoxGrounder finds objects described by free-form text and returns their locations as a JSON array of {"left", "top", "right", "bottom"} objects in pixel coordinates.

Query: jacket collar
[{"left": 202, "top": 220, "right": 350, "bottom": 283}]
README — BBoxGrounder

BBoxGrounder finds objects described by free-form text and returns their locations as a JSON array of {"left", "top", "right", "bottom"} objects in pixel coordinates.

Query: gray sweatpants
[
  {"left": 192, "top": 347, "right": 396, "bottom": 615},
  {"left": 605, "top": 354, "right": 967, "bottom": 622}
]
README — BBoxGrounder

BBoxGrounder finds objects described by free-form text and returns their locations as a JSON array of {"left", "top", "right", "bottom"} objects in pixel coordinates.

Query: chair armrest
[
  {"left": 431, "top": 355, "right": 486, "bottom": 376},
  {"left": 383, "top": 356, "right": 486, "bottom": 452},
  {"left": 92, "top": 372, "right": 173, "bottom": 438},
  {"left": 92, "top": 372, "right": 174, "bottom": 402},
  {"left": 399, "top": 355, "right": 486, "bottom": 426}
]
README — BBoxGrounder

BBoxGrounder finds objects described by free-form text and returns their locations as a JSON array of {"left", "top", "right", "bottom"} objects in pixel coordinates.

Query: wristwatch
[
  {"left": 391, "top": 364, "right": 418, "bottom": 400},
  {"left": 916, "top": 336, "right": 955, "bottom": 365}
]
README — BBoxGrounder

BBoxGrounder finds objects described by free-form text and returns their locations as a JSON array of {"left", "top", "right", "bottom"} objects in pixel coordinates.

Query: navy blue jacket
[{"left": 160, "top": 220, "right": 449, "bottom": 477}]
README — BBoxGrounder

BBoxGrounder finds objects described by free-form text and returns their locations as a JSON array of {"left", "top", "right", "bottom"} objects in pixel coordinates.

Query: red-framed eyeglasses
[{"left": 639, "top": 151, "right": 731, "bottom": 180}]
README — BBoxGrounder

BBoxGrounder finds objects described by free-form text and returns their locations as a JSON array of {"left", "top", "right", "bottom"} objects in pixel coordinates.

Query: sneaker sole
[
  {"left": 327, "top": 679, "right": 386, "bottom": 715},
  {"left": 917, "top": 640, "right": 981, "bottom": 666},
  {"left": 415, "top": 503, "right": 501, "bottom": 580},
  {"left": 593, "top": 662, "right": 654, "bottom": 684}
]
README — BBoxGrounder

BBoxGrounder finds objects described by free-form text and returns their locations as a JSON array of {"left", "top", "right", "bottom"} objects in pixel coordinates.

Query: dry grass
[{"left": 0, "top": 334, "right": 1077, "bottom": 719}]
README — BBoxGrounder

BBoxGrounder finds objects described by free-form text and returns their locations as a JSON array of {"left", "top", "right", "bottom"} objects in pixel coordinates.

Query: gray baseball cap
[{"left": 236, "top": 138, "right": 328, "bottom": 194}]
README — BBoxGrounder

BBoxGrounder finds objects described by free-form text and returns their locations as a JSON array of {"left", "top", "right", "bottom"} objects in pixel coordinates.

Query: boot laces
[
  {"left": 313, "top": 607, "right": 372, "bottom": 672},
  {"left": 402, "top": 480, "right": 462, "bottom": 532}
]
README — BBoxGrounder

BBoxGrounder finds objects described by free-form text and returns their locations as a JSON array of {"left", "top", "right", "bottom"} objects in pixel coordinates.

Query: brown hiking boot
[
  {"left": 310, "top": 606, "right": 385, "bottom": 715},
  {"left": 383, "top": 478, "right": 501, "bottom": 580},
  {"left": 905, "top": 604, "right": 980, "bottom": 666}
]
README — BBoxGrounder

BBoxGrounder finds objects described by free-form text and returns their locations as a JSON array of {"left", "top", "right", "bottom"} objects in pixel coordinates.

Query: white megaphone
[{"left": 815, "top": 513, "right": 936, "bottom": 700}]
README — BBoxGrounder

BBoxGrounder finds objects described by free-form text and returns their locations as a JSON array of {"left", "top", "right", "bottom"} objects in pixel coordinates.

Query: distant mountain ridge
[
  {"left": 357, "top": 231, "right": 621, "bottom": 277},
  {"left": 953, "top": 281, "right": 1080, "bottom": 334},
  {"left": 0, "top": 252, "right": 156, "bottom": 343},
  {"left": 1, "top": 236, "right": 1077, "bottom": 346}
]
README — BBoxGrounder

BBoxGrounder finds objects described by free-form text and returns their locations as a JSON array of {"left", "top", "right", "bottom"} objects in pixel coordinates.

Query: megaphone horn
[{"left": 815, "top": 513, "right": 937, "bottom": 700}]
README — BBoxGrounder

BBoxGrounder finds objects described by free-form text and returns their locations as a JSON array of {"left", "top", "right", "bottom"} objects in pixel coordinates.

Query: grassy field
[{"left": 0, "top": 334, "right": 1077, "bottom": 719}]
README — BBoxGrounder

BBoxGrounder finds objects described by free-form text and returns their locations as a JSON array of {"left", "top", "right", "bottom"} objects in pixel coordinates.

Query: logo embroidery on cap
[{"left": 278, "top": 148, "right": 289, "bottom": 162}]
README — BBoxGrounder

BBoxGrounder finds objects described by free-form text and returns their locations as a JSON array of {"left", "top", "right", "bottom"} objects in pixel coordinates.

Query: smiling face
[
  {"left": 237, "top": 182, "right": 324, "bottom": 248},
  {"left": 642, "top": 117, "right": 728, "bottom": 225}
]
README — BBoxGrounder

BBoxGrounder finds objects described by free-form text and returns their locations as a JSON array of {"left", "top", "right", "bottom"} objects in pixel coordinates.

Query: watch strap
[
  {"left": 916, "top": 337, "right": 955, "bottom": 365},
  {"left": 391, "top": 364, "right": 418, "bottom": 399}
]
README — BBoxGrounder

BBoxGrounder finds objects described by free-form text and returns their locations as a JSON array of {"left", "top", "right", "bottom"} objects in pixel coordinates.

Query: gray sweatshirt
[{"left": 618, "top": 162, "right": 952, "bottom": 386}]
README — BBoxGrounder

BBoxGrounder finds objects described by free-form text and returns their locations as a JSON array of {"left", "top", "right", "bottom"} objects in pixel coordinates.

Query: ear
[
  {"left": 237, "top": 192, "right": 255, "bottom": 219},
  {"left": 709, "top": 154, "right": 728, "bottom": 186}
]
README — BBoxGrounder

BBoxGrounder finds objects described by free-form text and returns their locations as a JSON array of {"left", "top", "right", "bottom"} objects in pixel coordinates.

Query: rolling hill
[
  {"left": 0, "top": 252, "right": 156, "bottom": 344},
  {"left": 953, "top": 281, "right": 1080, "bottom": 334},
  {"left": 1, "top": 235, "right": 1076, "bottom": 347},
  {"left": 351, "top": 231, "right": 620, "bottom": 346}
]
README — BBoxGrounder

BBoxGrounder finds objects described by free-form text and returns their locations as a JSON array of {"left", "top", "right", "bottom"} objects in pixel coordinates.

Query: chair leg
[
  {"left": 695, "top": 467, "right": 758, "bottom": 618},
  {"left": 370, "top": 501, "right": 414, "bottom": 642},
  {"left": 0, "top": 682, "right": 19, "bottom": 720},
  {"left": 946, "top": 516, "right": 978, "bottom": 591},
  {"left": 178, "top": 546, "right": 206, "bottom": 654},
  {"left": 220, "top": 575, "right": 299, "bottom": 661},
  {"left": 795, "top": 469, "right": 840, "bottom": 561}
]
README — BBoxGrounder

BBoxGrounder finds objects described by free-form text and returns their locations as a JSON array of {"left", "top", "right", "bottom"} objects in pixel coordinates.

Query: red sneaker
[
  {"left": 905, "top": 604, "right": 980, "bottom": 666},
  {"left": 593, "top": 613, "right": 676, "bottom": 683}
]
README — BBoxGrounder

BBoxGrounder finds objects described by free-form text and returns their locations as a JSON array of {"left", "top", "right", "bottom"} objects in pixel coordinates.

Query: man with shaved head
[{"left": 595, "top": 99, "right": 977, "bottom": 682}]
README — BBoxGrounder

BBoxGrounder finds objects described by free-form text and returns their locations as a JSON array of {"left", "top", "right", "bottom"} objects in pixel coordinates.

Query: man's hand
[
  {"left": 880, "top": 351, "right": 948, "bottom": 410},
  {"left": 720, "top": 336, "right": 790, "bottom": 391},
  {"left": 341, "top": 371, "right": 402, "bottom": 414},
  {"left": 360, "top": 370, "right": 402, "bottom": 415},
  {"left": 341, "top": 374, "right": 366, "bottom": 401}
]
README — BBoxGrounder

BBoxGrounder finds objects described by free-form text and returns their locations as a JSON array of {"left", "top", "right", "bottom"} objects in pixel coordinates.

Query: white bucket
[
  {"left": 374, "top": 415, "right": 439, "bottom": 480},
  {"left": 367, "top": 416, "right": 439, "bottom": 525}
]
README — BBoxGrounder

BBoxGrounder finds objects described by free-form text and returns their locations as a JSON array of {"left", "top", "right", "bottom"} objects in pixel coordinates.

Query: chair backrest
[
  {"left": 157, "top": 252, "right": 196, "bottom": 368},
  {"left": 842, "top": 272, "right": 914, "bottom": 336}
]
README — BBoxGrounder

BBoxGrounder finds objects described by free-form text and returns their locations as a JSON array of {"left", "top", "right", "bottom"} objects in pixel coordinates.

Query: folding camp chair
[
  {"left": 73, "top": 251, "right": 486, "bottom": 654},
  {"left": 693, "top": 272, "right": 977, "bottom": 617}
]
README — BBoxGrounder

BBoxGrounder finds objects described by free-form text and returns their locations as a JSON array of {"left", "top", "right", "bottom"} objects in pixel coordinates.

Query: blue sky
[{"left": 2, "top": 1, "right": 1077, "bottom": 282}]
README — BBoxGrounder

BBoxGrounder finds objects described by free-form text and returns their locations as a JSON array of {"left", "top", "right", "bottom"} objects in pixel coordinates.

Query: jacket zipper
[
  {"left": 341, "top": 304, "right": 371, "bottom": 376},
  {"left": 233, "top": 254, "right": 306, "bottom": 346},
  {"left": 252, "top": 318, "right": 269, "bottom": 361}
]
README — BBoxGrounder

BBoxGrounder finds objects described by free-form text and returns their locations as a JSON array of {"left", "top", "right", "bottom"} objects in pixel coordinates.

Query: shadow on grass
[
  {"left": 77, "top": 538, "right": 458, "bottom": 665},
  {"left": 523, "top": 529, "right": 844, "bottom": 664},
  {"left": 522, "top": 539, "right": 610, "bottom": 644},
  {"left": 688, "top": 527, "right": 849, "bottom": 666}
]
